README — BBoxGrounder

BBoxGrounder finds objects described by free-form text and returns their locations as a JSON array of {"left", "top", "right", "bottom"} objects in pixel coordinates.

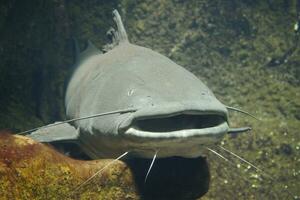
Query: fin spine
[{"left": 112, "top": 9, "right": 128, "bottom": 43}]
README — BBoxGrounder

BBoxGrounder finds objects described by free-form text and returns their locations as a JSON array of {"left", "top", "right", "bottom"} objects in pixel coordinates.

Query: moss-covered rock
[
  {"left": 0, "top": 131, "right": 138, "bottom": 199},
  {"left": 0, "top": 132, "right": 209, "bottom": 200}
]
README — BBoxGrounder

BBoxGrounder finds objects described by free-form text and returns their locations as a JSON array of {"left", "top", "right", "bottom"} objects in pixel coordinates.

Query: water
[{"left": 0, "top": 0, "right": 299, "bottom": 199}]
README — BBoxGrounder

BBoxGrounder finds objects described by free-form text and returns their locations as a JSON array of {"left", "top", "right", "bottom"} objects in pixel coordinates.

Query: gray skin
[{"left": 29, "top": 10, "right": 230, "bottom": 159}]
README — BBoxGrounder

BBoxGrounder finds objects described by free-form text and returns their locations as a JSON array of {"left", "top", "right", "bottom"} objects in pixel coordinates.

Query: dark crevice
[{"left": 125, "top": 156, "right": 210, "bottom": 200}]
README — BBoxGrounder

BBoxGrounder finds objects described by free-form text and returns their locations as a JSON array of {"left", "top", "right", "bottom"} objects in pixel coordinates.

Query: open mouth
[
  {"left": 124, "top": 112, "right": 228, "bottom": 139},
  {"left": 133, "top": 114, "right": 225, "bottom": 132},
  {"left": 119, "top": 106, "right": 229, "bottom": 158}
]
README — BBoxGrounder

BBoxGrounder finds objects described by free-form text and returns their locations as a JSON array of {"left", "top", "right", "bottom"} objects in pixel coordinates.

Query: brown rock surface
[
  {"left": 0, "top": 131, "right": 138, "bottom": 199},
  {"left": 0, "top": 131, "right": 209, "bottom": 200}
]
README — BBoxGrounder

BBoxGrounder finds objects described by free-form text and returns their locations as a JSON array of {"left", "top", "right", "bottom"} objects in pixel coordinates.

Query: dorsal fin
[
  {"left": 112, "top": 9, "right": 128, "bottom": 43},
  {"left": 103, "top": 10, "right": 129, "bottom": 52}
]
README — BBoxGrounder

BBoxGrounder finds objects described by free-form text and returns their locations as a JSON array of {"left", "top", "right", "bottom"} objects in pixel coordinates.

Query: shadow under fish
[{"left": 125, "top": 156, "right": 209, "bottom": 200}]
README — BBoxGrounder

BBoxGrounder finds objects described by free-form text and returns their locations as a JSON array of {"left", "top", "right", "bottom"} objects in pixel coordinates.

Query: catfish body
[{"left": 29, "top": 10, "right": 229, "bottom": 159}]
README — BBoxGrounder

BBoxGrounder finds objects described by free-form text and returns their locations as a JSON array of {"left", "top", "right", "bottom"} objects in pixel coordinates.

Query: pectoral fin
[{"left": 28, "top": 122, "right": 79, "bottom": 143}]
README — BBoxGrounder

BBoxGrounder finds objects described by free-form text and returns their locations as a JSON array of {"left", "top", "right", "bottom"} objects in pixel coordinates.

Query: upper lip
[{"left": 118, "top": 102, "right": 229, "bottom": 139}]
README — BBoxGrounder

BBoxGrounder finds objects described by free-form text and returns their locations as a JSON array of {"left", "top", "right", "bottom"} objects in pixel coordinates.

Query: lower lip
[
  {"left": 124, "top": 122, "right": 229, "bottom": 139},
  {"left": 122, "top": 122, "right": 228, "bottom": 158}
]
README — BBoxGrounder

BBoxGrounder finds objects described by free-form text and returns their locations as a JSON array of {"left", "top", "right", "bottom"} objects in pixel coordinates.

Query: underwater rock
[
  {"left": 0, "top": 131, "right": 209, "bottom": 200},
  {"left": 0, "top": 131, "right": 138, "bottom": 199}
]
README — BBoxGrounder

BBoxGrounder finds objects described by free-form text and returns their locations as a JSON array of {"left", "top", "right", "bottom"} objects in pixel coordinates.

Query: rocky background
[{"left": 0, "top": 0, "right": 299, "bottom": 199}]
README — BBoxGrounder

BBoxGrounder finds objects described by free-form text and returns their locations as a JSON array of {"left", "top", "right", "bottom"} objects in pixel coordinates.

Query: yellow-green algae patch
[{"left": 0, "top": 132, "right": 139, "bottom": 200}]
